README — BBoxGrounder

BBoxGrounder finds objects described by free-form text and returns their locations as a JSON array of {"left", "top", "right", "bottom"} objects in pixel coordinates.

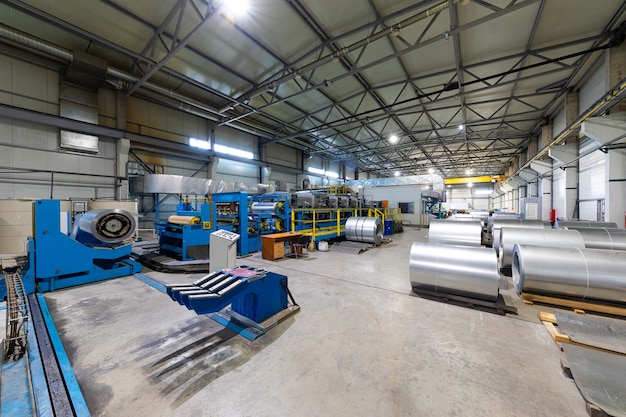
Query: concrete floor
[{"left": 42, "top": 227, "right": 588, "bottom": 417}]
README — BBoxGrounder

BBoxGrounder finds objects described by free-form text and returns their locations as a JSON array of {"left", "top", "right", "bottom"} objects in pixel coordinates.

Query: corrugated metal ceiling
[{"left": 1, "top": 0, "right": 626, "bottom": 177}]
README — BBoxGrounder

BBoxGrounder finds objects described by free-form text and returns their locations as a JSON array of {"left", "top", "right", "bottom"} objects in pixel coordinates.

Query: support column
[
  {"left": 531, "top": 160, "right": 552, "bottom": 221},
  {"left": 607, "top": 149, "right": 626, "bottom": 226},
  {"left": 541, "top": 124, "right": 552, "bottom": 150},
  {"left": 564, "top": 92, "right": 580, "bottom": 218},
  {"left": 607, "top": 39, "right": 626, "bottom": 114}
]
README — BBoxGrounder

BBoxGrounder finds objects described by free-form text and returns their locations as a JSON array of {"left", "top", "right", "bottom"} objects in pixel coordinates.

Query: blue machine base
[
  {"left": 207, "top": 305, "right": 300, "bottom": 341},
  {"left": 35, "top": 259, "right": 142, "bottom": 292}
]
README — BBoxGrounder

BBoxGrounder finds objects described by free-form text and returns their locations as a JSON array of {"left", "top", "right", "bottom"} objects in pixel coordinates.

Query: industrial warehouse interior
[{"left": 0, "top": 0, "right": 626, "bottom": 416}]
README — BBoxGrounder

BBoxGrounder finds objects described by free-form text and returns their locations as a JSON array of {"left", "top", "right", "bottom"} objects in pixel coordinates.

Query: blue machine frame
[
  {"left": 158, "top": 191, "right": 295, "bottom": 260},
  {"left": 22, "top": 200, "right": 142, "bottom": 293}
]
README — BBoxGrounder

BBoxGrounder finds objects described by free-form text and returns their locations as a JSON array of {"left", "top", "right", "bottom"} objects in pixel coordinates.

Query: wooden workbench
[{"left": 261, "top": 232, "right": 302, "bottom": 260}]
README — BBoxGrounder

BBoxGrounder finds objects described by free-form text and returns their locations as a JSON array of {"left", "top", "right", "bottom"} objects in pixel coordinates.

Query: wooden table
[{"left": 261, "top": 232, "right": 302, "bottom": 261}]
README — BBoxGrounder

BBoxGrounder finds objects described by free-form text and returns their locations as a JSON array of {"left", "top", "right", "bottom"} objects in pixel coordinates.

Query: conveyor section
[{"left": 166, "top": 266, "right": 289, "bottom": 323}]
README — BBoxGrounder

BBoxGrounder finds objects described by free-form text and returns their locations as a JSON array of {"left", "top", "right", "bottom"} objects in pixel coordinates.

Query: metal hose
[
  {"left": 409, "top": 242, "right": 500, "bottom": 302},
  {"left": 428, "top": 218, "right": 483, "bottom": 247},
  {"left": 512, "top": 244, "right": 626, "bottom": 303},
  {"left": 345, "top": 217, "right": 382, "bottom": 245}
]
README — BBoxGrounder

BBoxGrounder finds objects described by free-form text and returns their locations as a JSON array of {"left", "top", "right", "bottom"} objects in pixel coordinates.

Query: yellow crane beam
[{"left": 444, "top": 175, "right": 503, "bottom": 185}]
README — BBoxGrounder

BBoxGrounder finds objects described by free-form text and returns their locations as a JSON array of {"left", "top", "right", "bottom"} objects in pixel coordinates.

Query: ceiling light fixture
[
  {"left": 428, "top": 167, "right": 434, "bottom": 174},
  {"left": 394, "top": 171, "right": 400, "bottom": 177},
  {"left": 223, "top": 0, "right": 250, "bottom": 16},
  {"left": 458, "top": 124, "right": 464, "bottom": 130},
  {"left": 389, "top": 134, "right": 399, "bottom": 144}
]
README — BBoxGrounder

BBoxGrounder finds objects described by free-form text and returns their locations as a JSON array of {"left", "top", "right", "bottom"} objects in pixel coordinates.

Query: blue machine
[
  {"left": 22, "top": 200, "right": 142, "bottom": 293},
  {"left": 166, "top": 266, "right": 296, "bottom": 339},
  {"left": 157, "top": 191, "right": 296, "bottom": 260},
  {"left": 159, "top": 200, "right": 216, "bottom": 260}
]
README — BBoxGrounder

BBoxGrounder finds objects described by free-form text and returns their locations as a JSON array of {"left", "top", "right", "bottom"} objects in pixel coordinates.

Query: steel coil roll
[
  {"left": 345, "top": 216, "right": 382, "bottom": 245},
  {"left": 575, "top": 227, "right": 626, "bottom": 251},
  {"left": 492, "top": 219, "right": 546, "bottom": 254},
  {"left": 512, "top": 244, "right": 626, "bottom": 303},
  {"left": 428, "top": 219, "right": 482, "bottom": 247},
  {"left": 554, "top": 220, "right": 618, "bottom": 229},
  {"left": 77, "top": 208, "right": 136, "bottom": 243},
  {"left": 498, "top": 227, "right": 585, "bottom": 270},
  {"left": 409, "top": 242, "right": 500, "bottom": 302},
  {"left": 487, "top": 213, "right": 520, "bottom": 233},
  {"left": 251, "top": 201, "right": 284, "bottom": 215}
]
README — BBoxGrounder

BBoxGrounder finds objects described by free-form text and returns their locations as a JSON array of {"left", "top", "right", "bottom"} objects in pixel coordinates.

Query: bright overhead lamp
[
  {"left": 223, "top": 0, "right": 250, "bottom": 16},
  {"left": 428, "top": 167, "right": 434, "bottom": 174},
  {"left": 394, "top": 171, "right": 401, "bottom": 177},
  {"left": 458, "top": 124, "right": 464, "bottom": 130},
  {"left": 467, "top": 182, "right": 473, "bottom": 188},
  {"left": 389, "top": 134, "right": 399, "bottom": 144}
]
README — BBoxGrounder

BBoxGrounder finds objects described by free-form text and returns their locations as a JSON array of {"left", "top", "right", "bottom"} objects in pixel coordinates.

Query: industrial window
[
  {"left": 307, "top": 166, "right": 339, "bottom": 178},
  {"left": 189, "top": 137, "right": 210, "bottom": 150},
  {"left": 214, "top": 143, "right": 254, "bottom": 159},
  {"left": 399, "top": 202, "right": 414, "bottom": 214}
]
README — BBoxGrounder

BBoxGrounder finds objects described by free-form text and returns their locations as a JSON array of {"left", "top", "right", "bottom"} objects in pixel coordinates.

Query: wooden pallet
[
  {"left": 538, "top": 312, "right": 626, "bottom": 356},
  {"left": 522, "top": 293, "right": 626, "bottom": 317},
  {"left": 412, "top": 287, "right": 517, "bottom": 316}
]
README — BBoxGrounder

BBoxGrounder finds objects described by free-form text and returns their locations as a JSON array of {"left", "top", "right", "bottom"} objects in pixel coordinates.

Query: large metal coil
[
  {"left": 492, "top": 219, "right": 547, "bottom": 254},
  {"left": 250, "top": 201, "right": 285, "bottom": 215},
  {"left": 554, "top": 220, "right": 618, "bottom": 229},
  {"left": 498, "top": 227, "right": 585, "bottom": 270},
  {"left": 409, "top": 242, "right": 500, "bottom": 302},
  {"left": 512, "top": 244, "right": 626, "bottom": 303},
  {"left": 345, "top": 216, "right": 382, "bottom": 245},
  {"left": 77, "top": 208, "right": 136, "bottom": 243},
  {"left": 428, "top": 218, "right": 482, "bottom": 247},
  {"left": 487, "top": 213, "right": 520, "bottom": 233},
  {"left": 168, "top": 215, "right": 201, "bottom": 225},
  {"left": 575, "top": 227, "right": 626, "bottom": 251}
]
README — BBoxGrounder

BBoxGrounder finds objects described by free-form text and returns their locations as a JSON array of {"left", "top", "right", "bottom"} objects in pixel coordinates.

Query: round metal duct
[
  {"left": 345, "top": 217, "right": 382, "bottom": 245},
  {"left": 428, "top": 219, "right": 482, "bottom": 247},
  {"left": 409, "top": 242, "right": 500, "bottom": 302},
  {"left": 492, "top": 219, "right": 546, "bottom": 254},
  {"left": 498, "top": 227, "right": 585, "bottom": 270},
  {"left": 576, "top": 227, "right": 626, "bottom": 251},
  {"left": 77, "top": 209, "right": 136, "bottom": 243},
  {"left": 512, "top": 244, "right": 626, "bottom": 303}
]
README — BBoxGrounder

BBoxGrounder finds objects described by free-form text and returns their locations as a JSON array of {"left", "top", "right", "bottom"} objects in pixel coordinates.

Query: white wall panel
[
  {"left": 552, "top": 168, "right": 566, "bottom": 218},
  {"left": 578, "top": 201, "right": 597, "bottom": 221},
  {"left": 266, "top": 143, "right": 298, "bottom": 168},
  {"left": 579, "top": 62, "right": 607, "bottom": 113},
  {"left": 363, "top": 185, "right": 423, "bottom": 224},
  {"left": 578, "top": 139, "right": 605, "bottom": 200}
]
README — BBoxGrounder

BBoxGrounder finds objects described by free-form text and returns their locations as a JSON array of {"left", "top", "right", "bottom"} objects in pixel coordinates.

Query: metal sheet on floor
[
  {"left": 562, "top": 344, "right": 626, "bottom": 417},
  {"left": 555, "top": 310, "right": 626, "bottom": 355}
]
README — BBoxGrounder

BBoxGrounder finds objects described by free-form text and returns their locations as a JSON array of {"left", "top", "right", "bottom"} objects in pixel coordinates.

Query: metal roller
[
  {"left": 498, "top": 227, "right": 585, "bottom": 270},
  {"left": 554, "top": 220, "right": 618, "bottom": 229},
  {"left": 409, "top": 242, "right": 500, "bottom": 302},
  {"left": 168, "top": 215, "right": 201, "bottom": 225},
  {"left": 492, "top": 219, "right": 547, "bottom": 254},
  {"left": 575, "top": 227, "right": 626, "bottom": 251},
  {"left": 345, "top": 217, "right": 382, "bottom": 245},
  {"left": 428, "top": 219, "right": 482, "bottom": 247},
  {"left": 512, "top": 244, "right": 626, "bottom": 303},
  {"left": 77, "top": 208, "right": 136, "bottom": 243},
  {"left": 250, "top": 201, "right": 285, "bottom": 215}
]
